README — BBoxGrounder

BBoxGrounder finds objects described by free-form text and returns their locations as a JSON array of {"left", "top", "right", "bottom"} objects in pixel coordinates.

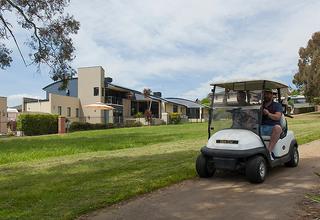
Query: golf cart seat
[
  {"left": 261, "top": 114, "right": 287, "bottom": 141},
  {"left": 279, "top": 114, "right": 288, "bottom": 139}
]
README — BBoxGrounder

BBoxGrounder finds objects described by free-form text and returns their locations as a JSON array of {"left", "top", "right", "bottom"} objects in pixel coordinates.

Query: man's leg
[{"left": 268, "top": 125, "right": 282, "bottom": 152}]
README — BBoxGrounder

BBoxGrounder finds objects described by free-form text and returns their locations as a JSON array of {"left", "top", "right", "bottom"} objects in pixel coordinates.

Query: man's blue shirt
[{"left": 262, "top": 101, "right": 283, "bottom": 126}]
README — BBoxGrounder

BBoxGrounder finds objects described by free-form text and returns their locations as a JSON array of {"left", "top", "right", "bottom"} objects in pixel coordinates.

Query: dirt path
[{"left": 81, "top": 140, "right": 320, "bottom": 220}]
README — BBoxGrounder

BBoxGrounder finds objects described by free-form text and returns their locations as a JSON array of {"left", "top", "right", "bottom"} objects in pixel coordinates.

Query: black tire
[
  {"left": 196, "top": 154, "right": 215, "bottom": 178},
  {"left": 246, "top": 156, "right": 267, "bottom": 183},
  {"left": 285, "top": 146, "right": 299, "bottom": 167}
]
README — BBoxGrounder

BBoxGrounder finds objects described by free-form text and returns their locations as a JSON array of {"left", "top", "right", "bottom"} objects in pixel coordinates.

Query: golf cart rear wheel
[
  {"left": 246, "top": 156, "right": 267, "bottom": 183},
  {"left": 196, "top": 154, "right": 215, "bottom": 178},
  {"left": 285, "top": 146, "right": 299, "bottom": 167}
]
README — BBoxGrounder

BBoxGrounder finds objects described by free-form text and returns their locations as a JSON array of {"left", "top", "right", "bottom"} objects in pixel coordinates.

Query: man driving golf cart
[
  {"left": 196, "top": 80, "right": 299, "bottom": 183},
  {"left": 261, "top": 88, "right": 283, "bottom": 160}
]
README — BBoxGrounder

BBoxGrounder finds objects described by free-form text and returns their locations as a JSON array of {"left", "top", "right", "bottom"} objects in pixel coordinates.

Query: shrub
[
  {"left": 17, "top": 114, "right": 59, "bottom": 136},
  {"left": 69, "top": 122, "right": 114, "bottom": 132},
  {"left": 125, "top": 120, "right": 143, "bottom": 128},
  {"left": 314, "top": 97, "right": 320, "bottom": 105},
  {"left": 134, "top": 112, "right": 144, "bottom": 118},
  {"left": 169, "top": 112, "right": 181, "bottom": 124}
]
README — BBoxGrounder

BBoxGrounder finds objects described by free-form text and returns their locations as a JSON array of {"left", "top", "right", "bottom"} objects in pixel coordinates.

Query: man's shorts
[{"left": 260, "top": 125, "right": 274, "bottom": 136}]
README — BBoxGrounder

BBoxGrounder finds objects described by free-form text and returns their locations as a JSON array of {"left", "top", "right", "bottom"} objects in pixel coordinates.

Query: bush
[
  {"left": 314, "top": 97, "right": 320, "bottom": 105},
  {"left": 69, "top": 122, "right": 114, "bottom": 132},
  {"left": 17, "top": 114, "right": 59, "bottom": 136},
  {"left": 125, "top": 120, "right": 143, "bottom": 127},
  {"left": 169, "top": 112, "right": 182, "bottom": 124},
  {"left": 134, "top": 112, "right": 144, "bottom": 118}
]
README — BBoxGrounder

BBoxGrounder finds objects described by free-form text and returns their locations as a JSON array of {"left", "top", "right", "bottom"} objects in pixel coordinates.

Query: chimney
[{"left": 153, "top": 92, "right": 162, "bottom": 98}]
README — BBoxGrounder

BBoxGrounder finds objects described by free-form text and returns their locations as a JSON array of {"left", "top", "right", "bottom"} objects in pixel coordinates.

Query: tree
[
  {"left": 143, "top": 88, "right": 153, "bottom": 125},
  {"left": 293, "top": 32, "right": 320, "bottom": 103},
  {"left": 0, "top": 0, "right": 80, "bottom": 89},
  {"left": 200, "top": 97, "right": 210, "bottom": 106},
  {"left": 143, "top": 88, "right": 153, "bottom": 112}
]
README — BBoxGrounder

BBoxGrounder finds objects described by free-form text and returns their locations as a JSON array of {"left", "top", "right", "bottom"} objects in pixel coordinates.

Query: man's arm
[
  {"left": 263, "top": 102, "right": 283, "bottom": 121},
  {"left": 263, "top": 110, "right": 281, "bottom": 121}
]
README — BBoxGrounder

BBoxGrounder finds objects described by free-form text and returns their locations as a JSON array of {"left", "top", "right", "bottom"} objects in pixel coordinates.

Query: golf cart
[{"left": 196, "top": 80, "right": 299, "bottom": 183}]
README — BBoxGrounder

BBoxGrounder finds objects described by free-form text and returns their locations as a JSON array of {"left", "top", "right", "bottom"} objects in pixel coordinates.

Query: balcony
[{"left": 105, "top": 96, "right": 123, "bottom": 106}]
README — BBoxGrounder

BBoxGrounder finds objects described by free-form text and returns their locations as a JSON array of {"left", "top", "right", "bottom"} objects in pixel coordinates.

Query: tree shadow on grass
[
  {"left": 0, "top": 131, "right": 204, "bottom": 165},
  {"left": 0, "top": 149, "right": 199, "bottom": 220}
]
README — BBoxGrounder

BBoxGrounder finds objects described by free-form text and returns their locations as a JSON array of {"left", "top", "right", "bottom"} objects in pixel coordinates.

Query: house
[
  {"left": 7, "top": 108, "right": 20, "bottom": 122},
  {"left": 23, "top": 66, "right": 208, "bottom": 125},
  {"left": 164, "top": 98, "right": 208, "bottom": 122},
  {"left": 0, "top": 96, "right": 8, "bottom": 134}
]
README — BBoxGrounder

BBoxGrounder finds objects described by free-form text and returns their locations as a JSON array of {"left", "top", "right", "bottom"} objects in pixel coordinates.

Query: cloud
[{"left": 2, "top": 0, "right": 320, "bottom": 102}]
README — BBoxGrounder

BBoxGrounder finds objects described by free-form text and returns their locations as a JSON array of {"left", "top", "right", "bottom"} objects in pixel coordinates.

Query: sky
[{"left": 1, "top": 0, "right": 320, "bottom": 106}]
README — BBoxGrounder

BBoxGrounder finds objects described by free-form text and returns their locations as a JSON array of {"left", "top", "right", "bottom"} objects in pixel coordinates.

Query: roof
[
  {"left": 9, "top": 105, "right": 22, "bottom": 111},
  {"left": 211, "top": 79, "right": 288, "bottom": 90},
  {"left": 7, "top": 108, "right": 18, "bottom": 113},
  {"left": 133, "top": 93, "right": 165, "bottom": 102},
  {"left": 43, "top": 78, "right": 78, "bottom": 90},
  {"left": 164, "top": 98, "right": 206, "bottom": 108}
]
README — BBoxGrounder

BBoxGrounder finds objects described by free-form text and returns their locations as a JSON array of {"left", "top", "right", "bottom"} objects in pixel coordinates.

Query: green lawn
[{"left": 0, "top": 113, "right": 319, "bottom": 220}]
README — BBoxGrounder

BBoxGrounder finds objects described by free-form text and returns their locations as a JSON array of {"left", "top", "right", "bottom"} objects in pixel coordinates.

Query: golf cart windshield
[
  {"left": 208, "top": 79, "right": 289, "bottom": 139},
  {"left": 211, "top": 88, "right": 262, "bottom": 134}
]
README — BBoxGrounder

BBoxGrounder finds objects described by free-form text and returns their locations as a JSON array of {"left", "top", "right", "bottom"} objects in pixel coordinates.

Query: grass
[{"left": 0, "top": 113, "right": 319, "bottom": 219}]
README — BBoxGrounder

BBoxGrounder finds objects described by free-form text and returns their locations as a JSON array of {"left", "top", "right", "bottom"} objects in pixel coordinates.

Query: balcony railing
[{"left": 105, "top": 96, "right": 123, "bottom": 105}]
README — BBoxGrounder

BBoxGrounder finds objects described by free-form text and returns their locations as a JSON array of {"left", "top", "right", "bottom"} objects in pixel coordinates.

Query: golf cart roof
[{"left": 210, "top": 79, "right": 288, "bottom": 91}]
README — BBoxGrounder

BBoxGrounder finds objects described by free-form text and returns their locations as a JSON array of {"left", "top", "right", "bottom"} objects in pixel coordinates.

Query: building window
[
  {"left": 173, "top": 105, "right": 178, "bottom": 113},
  {"left": 93, "top": 87, "right": 99, "bottom": 96},
  {"left": 76, "top": 108, "right": 79, "bottom": 118},
  {"left": 67, "top": 107, "right": 71, "bottom": 117},
  {"left": 58, "top": 106, "right": 62, "bottom": 115}
]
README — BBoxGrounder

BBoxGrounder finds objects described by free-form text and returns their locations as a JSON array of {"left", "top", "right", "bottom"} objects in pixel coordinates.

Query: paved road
[{"left": 82, "top": 140, "right": 320, "bottom": 220}]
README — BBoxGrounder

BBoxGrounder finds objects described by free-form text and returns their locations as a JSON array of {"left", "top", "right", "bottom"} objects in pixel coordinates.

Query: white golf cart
[{"left": 196, "top": 80, "right": 299, "bottom": 183}]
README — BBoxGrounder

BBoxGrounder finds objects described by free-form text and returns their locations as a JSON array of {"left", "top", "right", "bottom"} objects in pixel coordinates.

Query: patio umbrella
[{"left": 83, "top": 102, "right": 114, "bottom": 110}]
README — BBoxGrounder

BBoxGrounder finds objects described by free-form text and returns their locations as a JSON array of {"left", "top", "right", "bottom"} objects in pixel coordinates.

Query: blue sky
[{"left": 1, "top": 0, "right": 320, "bottom": 106}]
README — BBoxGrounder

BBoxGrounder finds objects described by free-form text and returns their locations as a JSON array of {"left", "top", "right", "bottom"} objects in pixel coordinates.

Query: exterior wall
[
  {"left": 165, "top": 103, "right": 174, "bottom": 113},
  {"left": 0, "top": 97, "right": 7, "bottom": 134},
  {"left": 25, "top": 94, "right": 80, "bottom": 122},
  {"left": 78, "top": 66, "right": 105, "bottom": 124},
  {"left": 122, "top": 98, "right": 131, "bottom": 118},
  {"left": 8, "top": 112, "right": 19, "bottom": 122},
  {"left": 25, "top": 100, "right": 51, "bottom": 113},
  {"left": 165, "top": 103, "right": 186, "bottom": 114},
  {"left": 49, "top": 94, "right": 80, "bottom": 122},
  {"left": 181, "top": 106, "right": 187, "bottom": 115}
]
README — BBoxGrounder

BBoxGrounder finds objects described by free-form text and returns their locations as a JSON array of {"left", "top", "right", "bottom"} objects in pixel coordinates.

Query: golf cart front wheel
[
  {"left": 196, "top": 154, "right": 215, "bottom": 178},
  {"left": 285, "top": 146, "right": 299, "bottom": 167},
  {"left": 246, "top": 156, "right": 267, "bottom": 183}
]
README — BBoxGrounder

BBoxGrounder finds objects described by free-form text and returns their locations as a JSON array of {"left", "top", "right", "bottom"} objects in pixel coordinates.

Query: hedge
[
  {"left": 69, "top": 122, "right": 115, "bottom": 132},
  {"left": 17, "top": 114, "right": 59, "bottom": 136},
  {"left": 69, "top": 121, "right": 143, "bottom": 132}
]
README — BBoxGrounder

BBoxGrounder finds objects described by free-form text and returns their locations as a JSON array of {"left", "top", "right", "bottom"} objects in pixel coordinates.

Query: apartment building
[{"left": 24, "top": 66, "right": 208, "bottom": 124}]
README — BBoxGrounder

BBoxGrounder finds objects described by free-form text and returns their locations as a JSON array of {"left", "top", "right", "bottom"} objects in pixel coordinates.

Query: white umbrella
[{"left": 84, "top": 102, "right": 114, "bottom": 110}]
